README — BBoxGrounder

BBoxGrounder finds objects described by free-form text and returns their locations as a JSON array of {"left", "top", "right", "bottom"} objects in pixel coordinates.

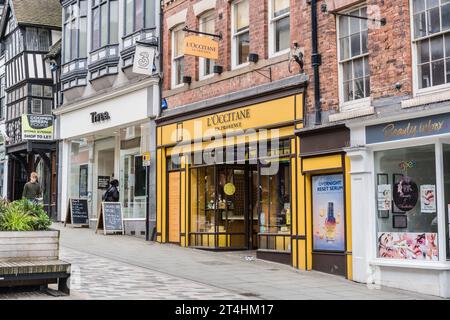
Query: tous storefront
[
  {"left": 156, "top": 93, "right": 304, "bottom": 264},
  {"left": 56, "top": 84, "right": 158, "bottom": 237},
  {"left": 347, "top": 111, "right": 450, "bottom": 298}
]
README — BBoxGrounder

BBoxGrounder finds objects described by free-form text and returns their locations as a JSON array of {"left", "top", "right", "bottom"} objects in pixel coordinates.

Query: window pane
[
  {"left": 349, "top": 13, "right": 360, "bottom": 34},
  {"left": 79, "top": 17, "right": 87, "bottom": 58},
  {"left": 175, "top": 57, "right": 184, "bottom": 85},
  {"left": 64, "top": 5, "right": 71, "bottom": 22},
  {"left": 427, "top": 7, "right": 440, "bottom": 34},
  {"left": 110, "top": 0, "right": 119, "bottom": 43},
  {"left": 446, "top": 58, "right": 450, "bottom": 82},
  {"left": 125, "top": 0, "right": 133, "bottom": 35},
  {"left": 343, "top": 81, "right": 352, "bottom": 102},
  {"left": 361, "top": 30, "right": 368, "bottom": 54},
  {"left": 92, "top": 7, "right": 100, "bottom": 49},
  {"left": 174, "top": 28, "right": 184, "bottom": 57},
  {"left": 430, "top": 36, "right": 443, "bottom": 60},
  {"left": 80, "top": 0, "right": 87, "bottom": 16},
  {"left": 354, "top": 78, "right": 364, "bottom": 99},
  {"left": 413, "top": 0, "right": 425, "bottom": 13},
  {"left": 354, "top": 58, "right": 364, "bottom": 78},
  {"left": 418, "top": 39, "right": 430, "bottom": 63},
  {"left": 365, "top": 76, "right": 370, "bottom": 97},
  {"left": 100, "top": 4, "right": 108, "bottom": 47},
  {"left": 443, "top": 3, "right": 450, "bottom": 31},
  {"left": 273, "top": 0, "right": 289, "bottom": 17},
  {"left": 414, "top": 12, "right": 427, "bottom": 38},
  {"left": 145, "top": 0, "right": 155, "bottom": 28},
  {"left": 275, "top": 16, "right": 290, "bottom": 52},
  {"left": 340, "top": 37, "right": 350, "bottom": 60},
  {"left": 238, "top": 31, "right": 250, "bottom": 64},
  {"left": 446, "top": 34, "right": 450, "bottom": 56},
  {"left": 135, "top": 0, "right": 144, "bottom": 31},
  {"left": 70, "top": 22, "right": 77, "bottom": 58},
  {"left": 432, "top": 60, "right": 445, "bottom": 85},
  {"left": 64, "top": 25, "right": 71, "bottom": 62},
  {"left": 420, "top": 63, "right": 431, "bottom": 88},
  {"left": 426, "top": 0, "right": 439, "bottom": 8},
  {"left": 350, "top": 33, "right": 361, "bottom": 57},
  {"left": 339, "top": 16, "right": 349, "bottom": 38},
  {"left": 235, "top": 0, "right": 249, "bottom": 31},
  {"left": 364, "top": 56, "right": 370, "bottom": 76}
]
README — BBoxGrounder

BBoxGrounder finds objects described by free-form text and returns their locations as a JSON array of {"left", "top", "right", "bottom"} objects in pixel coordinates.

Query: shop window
[
  {"left": 91, "top": 0, "right": 119, "bottom": 51},
  {"left": 443, "top": 144, "right": 450, "bottom": 260},
  {"left": 171, "top": 24, "right": 185, "bottom": 88},
  {"left": 199, "top": 11, "right": 215, "bottom": 79},
  {"left": 69, "top": 139, "right": 90, "bottom": 200},
  {"left": 412, "top": 0, "right": 450, "bottom": 90},
  {"left": 231, "top": 0, "right": 250, "bottom": 68},
  {"left": 337, "top": 6, "right": 370, "bottom": 105},
  {"left": 269, "top": 0, "right": 290, "bottom": 56},
  {"left": 374, "top": 145, "right": 439, "bottom": 261}
]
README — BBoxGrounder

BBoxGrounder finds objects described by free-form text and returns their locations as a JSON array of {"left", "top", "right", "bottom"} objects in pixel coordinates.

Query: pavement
[{"left": 0, "top": 223, "right": 443, "bottom": 300}]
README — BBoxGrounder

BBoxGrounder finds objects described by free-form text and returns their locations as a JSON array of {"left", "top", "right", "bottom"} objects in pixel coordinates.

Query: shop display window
[
  {"left": 443, "top": 144, "right": 450, "bottom": 260},
  {"left": 374, "top": 145, "right": 439, "bottom": 260}
]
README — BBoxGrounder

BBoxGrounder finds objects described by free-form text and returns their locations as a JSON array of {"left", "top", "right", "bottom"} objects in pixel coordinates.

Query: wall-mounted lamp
[
  {"left": 213, "top": 65, "right": 224, "bottom": 74},
  {"left": 183, "top": 76, "right": 192, "bottom": 85},
  {"left": 248, "top": 53, "right": 259, "bottom": 63}
]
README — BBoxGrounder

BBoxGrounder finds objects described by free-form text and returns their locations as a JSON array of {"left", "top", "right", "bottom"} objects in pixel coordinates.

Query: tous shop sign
[{"left": 366, "top": 112, "right": 450, "bottom": 144}]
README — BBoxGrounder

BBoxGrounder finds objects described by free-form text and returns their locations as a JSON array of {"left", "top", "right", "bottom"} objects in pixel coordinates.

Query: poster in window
[
  {"left": 377, "top": 184, "right": 391, "bottom": 212},
  {"left": 312, "top": 174, "right": 345, "bottom": 252},
  {"left": 377, "top": 232, "right": 438, "bottom": 260},
  {"left": 420, "top": 185, "right": 436, "bottom": 213},
  {"left": 393, "top": 176, "right": 418, "bottom": 212}
]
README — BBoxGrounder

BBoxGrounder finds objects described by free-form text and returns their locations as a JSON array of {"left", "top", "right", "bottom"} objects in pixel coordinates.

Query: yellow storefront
[{"left": 155, "top": 92, "right": 352, "bottom": 277}]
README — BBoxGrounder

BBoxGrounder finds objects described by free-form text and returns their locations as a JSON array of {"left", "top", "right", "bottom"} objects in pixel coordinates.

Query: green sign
[{"left": 22, "top": 115, "right": 54, "bottom": 141}]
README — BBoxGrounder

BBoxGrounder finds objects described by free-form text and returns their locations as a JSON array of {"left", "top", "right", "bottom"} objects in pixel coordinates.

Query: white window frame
[
  {"left": 410, "top": 0, "right": 450, "bottom": 97},
  {"left": 231, "top": 0, "right": 250, "bottom": 70},
  {"left": 171, "top": 24, "right": 185, "bottom": 89},
  {"left": 336, "top": 5, "right": 371, "bottom": 111},
  {"left": 268, "top": 0, "right": 291, "bottom": 58},
  {"left": 199, "top": 10, "right": 215, "bottom": 80},
  {"left": 31, "top": 99, "right": 43, "bottom": 115}
]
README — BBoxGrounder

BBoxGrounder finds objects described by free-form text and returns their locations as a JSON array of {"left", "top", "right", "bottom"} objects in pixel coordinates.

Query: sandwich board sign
[
  {"left": 96, "top": 202, "right": 124, "bottom": 235},
  {"left": 65, "top": 198, "right": 89, "bottom": 227}
]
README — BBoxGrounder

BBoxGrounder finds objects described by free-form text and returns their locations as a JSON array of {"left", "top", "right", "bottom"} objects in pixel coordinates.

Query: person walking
[
  {"left": 22, "top": 172, "right": 42, "bottom": 203},
  {"left": 102, "top": 179, "right": 119, "bottom": 202}
]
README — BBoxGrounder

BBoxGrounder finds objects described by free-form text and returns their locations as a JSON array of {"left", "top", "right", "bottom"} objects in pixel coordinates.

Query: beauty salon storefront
[
  {"left": 347, "top": 110, "right": 450, "bottom": 298},
  {"left": 156, "top": 92, "right": 304, "bottom": 264}
]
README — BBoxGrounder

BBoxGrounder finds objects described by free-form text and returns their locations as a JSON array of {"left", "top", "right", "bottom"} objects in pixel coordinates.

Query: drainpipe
[{"left": 310, "top": 0, "right": 322, "bottom": 126}]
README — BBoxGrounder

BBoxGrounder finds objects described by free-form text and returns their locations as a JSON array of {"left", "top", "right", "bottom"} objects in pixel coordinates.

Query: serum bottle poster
[{"left": 312, "top": 174, "right": 345, "bottom": 251}]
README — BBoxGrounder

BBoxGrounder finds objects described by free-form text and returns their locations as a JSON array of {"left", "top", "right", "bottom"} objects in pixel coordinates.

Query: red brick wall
[{"left": 163, "top": 0, "right": 414, "bottom": 117}]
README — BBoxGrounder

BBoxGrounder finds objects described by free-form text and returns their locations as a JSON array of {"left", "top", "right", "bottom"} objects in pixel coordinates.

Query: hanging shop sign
[
  {"left": 132, "top": 44, "right": 156, "bottom": 76},
  {"left": 312, "top": 174, "right": 345, "bottom": 252},
  {"left": 366, "top": 112, "right": 450, "bottom": 144},
  {"left": 184, "top": 36, "right": 219, "bottom": 60},
  {"left": 393, "top": 176, "right": 418, "bottom": 212},
  {"left": 21, "top": 114, "right": 54, "bottom": 141}
]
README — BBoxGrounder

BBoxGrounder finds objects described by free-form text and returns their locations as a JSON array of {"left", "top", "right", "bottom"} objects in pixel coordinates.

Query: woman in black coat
[{"left": 103, "top": 179, "right": 120, "bottom": 202}]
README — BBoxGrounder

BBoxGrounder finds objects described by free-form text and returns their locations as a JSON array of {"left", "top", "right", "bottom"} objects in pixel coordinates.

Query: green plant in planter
[
  {"left": 0, "top": 199, "right": 52, "bottom": 231},
  {"left": 0, "top": 205, "right": 33, "bottom": 231}
]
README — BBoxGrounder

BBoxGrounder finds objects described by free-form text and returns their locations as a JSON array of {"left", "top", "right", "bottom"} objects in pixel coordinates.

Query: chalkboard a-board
[
  {"left": 96, "top": 202, "right": 124, "bottom": 235},
  {"left": 65, "top": 198, "right": 89, "bottom": 226}
]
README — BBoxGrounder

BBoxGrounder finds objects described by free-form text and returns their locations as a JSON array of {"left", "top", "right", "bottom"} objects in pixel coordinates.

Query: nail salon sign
[{"left": 366, "top": 112, "right": 450, "bottom": 144}]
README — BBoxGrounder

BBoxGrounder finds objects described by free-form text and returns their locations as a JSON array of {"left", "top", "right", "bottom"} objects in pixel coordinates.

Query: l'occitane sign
[{"left": 184, "top": 36, "right": 219, "bottom": 60}]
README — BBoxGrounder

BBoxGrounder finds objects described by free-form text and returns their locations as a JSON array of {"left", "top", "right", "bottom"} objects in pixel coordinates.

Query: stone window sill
[{"left": 329, "top": 106, "right": 375, "bottom": 122}]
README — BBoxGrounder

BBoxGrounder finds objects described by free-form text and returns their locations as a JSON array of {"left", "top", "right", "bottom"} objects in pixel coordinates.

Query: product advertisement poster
[
  {"left": 378, "top": 232, "right": 438, "bottom": 260},
  {"left": 312, "top": 174, "right": 345, "bottom": 251},
  {"left": 377, "top": 184, "right": 392, "bottom": 211},
  {"left": 420, "top": 185, "right": 436, "bottom": 213}
]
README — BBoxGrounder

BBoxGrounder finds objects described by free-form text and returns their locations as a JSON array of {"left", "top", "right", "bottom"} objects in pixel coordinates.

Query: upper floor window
[
  {"left": 231, "top": 0, "right": 249, "bottom": 68},
  {"left": 171, "top": 24, "right": 185, "bottom": 88},
  {"left": 199, "top": 11, "right": 215, "bottom": 79},
  {"left": 338, "top": 6, "right": 370, "bottom": 105},
  {"left": 124, "top": 0, "right": 155, "bottom": 36},
  {"left": 269, "top": 0, "right": 290, "bottom": 56},
  {"left": 413, "top": 0, "right": 450, "bottom": 91},
  {"left": 91, "top": 0, "right": 119, "bottom": 51},
  {"left": 63, "top": 0, "right": 88, "bottom": 63},
  {"left": 26, "top": 28, "right": 50, "bottom": 52}
]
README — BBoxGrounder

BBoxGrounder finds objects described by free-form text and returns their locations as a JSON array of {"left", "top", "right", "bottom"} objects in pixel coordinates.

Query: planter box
[{"left": 0, "top": 229, "right": 59, "bottom": 262}]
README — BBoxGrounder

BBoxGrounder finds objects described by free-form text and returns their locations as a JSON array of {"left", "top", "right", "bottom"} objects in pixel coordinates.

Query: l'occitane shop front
[{"left": 156, "top": 93, "right": 304, "bottom": 264}]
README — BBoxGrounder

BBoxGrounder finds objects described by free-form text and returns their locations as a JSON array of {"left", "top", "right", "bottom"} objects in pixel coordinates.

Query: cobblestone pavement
[{"left": 0, "top": 224, "right": 443, "bottom": 300}]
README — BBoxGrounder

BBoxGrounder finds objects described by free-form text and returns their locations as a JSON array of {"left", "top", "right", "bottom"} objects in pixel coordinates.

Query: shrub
[{"left": 0, "top": 199, "right": 51, "bottom": 231}]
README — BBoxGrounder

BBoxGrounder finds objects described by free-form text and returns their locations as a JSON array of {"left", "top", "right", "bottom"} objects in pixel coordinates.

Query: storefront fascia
[
  {"left": 156, "top": 92, "right": 304, "bottom": 264},
  {"left": 347, "top": 110, "right": 450, "bottom": 298},
  {"left": 295, "top": 126, "right": 353, "bottom": 279},
  {"left": 56, "top": 81, "right": 159, "bottom": 235}
]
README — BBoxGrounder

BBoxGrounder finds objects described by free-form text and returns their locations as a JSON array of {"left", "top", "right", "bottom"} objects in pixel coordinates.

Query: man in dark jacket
[
  {"left": 23, "top": 172, "right": 42, "bottom": 202},
  {"left": 103, "top": 179, "right": 119, "bottom": 202}
]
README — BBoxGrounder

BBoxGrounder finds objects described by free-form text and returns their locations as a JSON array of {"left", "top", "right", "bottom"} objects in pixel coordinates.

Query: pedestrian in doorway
[
  {"left": 103, "top": 179, "right": 119, "bottom": 202},
  {"left": 22, "top": 172, "right": 42, "bottom": 204}
]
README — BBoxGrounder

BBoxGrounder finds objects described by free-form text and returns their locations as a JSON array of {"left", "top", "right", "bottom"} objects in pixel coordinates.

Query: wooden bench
[{"left": 0, "top": 230, "right": 71, "bottom": 294}]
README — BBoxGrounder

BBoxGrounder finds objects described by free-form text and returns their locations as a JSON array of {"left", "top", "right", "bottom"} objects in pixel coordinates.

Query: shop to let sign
[
  {"left": 21, "top": 114, "right": 54, "bottom": 141},
  {"left": 184, "top": 36, "right": 219, "bottom": 60}
]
